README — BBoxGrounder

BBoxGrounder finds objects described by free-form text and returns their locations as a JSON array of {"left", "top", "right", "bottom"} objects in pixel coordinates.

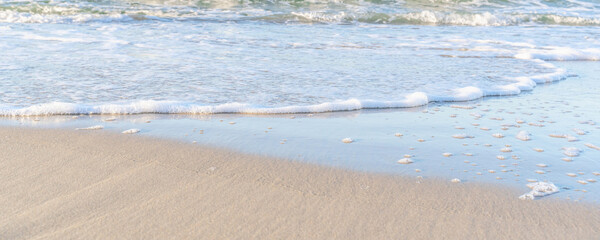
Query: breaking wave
[{"left": 1, "top": 0, "right": 600, "bottom": 25}]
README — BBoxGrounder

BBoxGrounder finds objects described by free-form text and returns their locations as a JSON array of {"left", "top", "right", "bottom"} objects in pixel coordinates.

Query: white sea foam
[
  {"left": 515, "top": 47, "right": 600, "bottom": 61},
  {"left": 75, "top": 125, "right": 104, "bottom": 130},
  {"left": 0, "top": 93, "right": 427, "bottom": 116},
  {"left": 563, "top": 147, "right": 581, "bottom": 157},
  {"left": 1, "top": 0, "right": 599, "bottom": 27},
  {"left": 0, "top": 10, "right": 133, "bottom": 23},
  {"left": 283, "top": 11, "right": 600, "bottom": 26},
  {"left": 0, "top": 61, "right": 571, "bottom": 116},
  {"left": 20, "top": 33, "right": 96, "bottom": 43},
  {"left": 0, "top": 0, "right": 596, "bottom": 117},
  {"left": 516, "top": 131, "right": 531, "bottom": 141},
  {"left": 397, "top": 158, "right": 413, "bottom": 164},
  {"left": 519, "top": 182, "right": 559, "bottom": 200},
  {"left": 122, "top": 128, "right": 140, "bottom": 134}
]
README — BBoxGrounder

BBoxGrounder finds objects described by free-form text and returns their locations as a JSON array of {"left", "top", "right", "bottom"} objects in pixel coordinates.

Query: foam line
[{"left": 0, "top": 63, "right": 572, "bottom": 116}]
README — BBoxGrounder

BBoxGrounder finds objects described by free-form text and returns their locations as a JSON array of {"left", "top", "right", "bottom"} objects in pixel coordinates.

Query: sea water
[
  {"left": 1, "top": 0, "right": 600, "bottom": 201},
  {"left": 1, "top": 0, "right": 599, "bottom": 115}
]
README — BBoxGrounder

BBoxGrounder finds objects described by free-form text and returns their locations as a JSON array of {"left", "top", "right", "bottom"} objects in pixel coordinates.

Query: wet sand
[{"left": 1, "top": 127, "right": 599, "bottom": 239}]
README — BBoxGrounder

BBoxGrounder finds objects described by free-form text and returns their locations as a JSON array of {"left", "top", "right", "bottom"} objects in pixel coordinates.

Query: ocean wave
[
  {"left": 0, "top": 63, "right": 571, "bottom": 116},
  {"left": 271, "top": 11, "right": 600, "bottom": 26},
  {"left": 123, "top": 0, "right": 600, "bottom": 10},
  {"left": 1, "top": 0, "right": 600, "bottom": 26},
  {"left": 0, "top": 0, "right": 594, "bottom": 116},
  {"left": 0, "top": 10, "right": 135, "bottom": 23},
  {"left": 3, "top": 9, "right": 598, "bottom": 26},
  {"left": 0, "top": 94, "right": 428, "bottom": 116}
]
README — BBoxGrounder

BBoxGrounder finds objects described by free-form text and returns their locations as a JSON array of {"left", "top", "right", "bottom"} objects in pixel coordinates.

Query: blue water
[
  {"left": 0, "top": 0, "right": 599, "bottom": 115},
  {"left": 1, "top": 1, "right": 599, "bottom": 201}
]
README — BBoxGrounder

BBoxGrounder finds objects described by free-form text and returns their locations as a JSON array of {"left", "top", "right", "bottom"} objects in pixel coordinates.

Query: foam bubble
[
  {"left": 519, "top": 182, "right": 559, "bottom": 200},
  {"left": 122, "top": 128, "right": 140, "bottom": 134},
  {"left": 516, "top": 131, "right": 531, "bottom": 141},
  {"left": 563, "top": 147, "right": 581, "bottom": 157},
  {"left": 76, "top": 125, "right": 104, "bottom": 130},
  {"left": 397, "top": 158, "right": 413, "bottom": 164}
]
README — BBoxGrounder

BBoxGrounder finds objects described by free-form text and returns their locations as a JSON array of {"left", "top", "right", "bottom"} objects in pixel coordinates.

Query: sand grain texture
[{"left": 1, "top": 127, "right": 599, "bottom": 240}]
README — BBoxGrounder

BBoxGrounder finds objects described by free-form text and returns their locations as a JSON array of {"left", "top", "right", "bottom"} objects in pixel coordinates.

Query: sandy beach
[
  {"left": 3, "top": 0, "right": 600, "bottom": 238},
  {"left": 1, "top": 127, "right": 599, "bottom": 239}
]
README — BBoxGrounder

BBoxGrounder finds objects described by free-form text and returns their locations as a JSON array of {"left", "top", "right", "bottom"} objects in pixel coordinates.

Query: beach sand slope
[{"left": 0, "top": 127, "right": 598, "bottom": 239}]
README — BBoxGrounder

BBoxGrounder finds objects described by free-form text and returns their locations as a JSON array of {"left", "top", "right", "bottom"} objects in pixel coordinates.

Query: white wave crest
[
  {"left": 0, "top": 10, "right": 133, "bottom": 23},
  {"left": 0, "top": 92, "right": 429, "bottom": 116},
  {"left": 515, "top": 47, "right": 600, "bottom": 61},
  {"left": 395, "top": 11, "right": 516, "bottom": 26},
  {"left": 0, "top": 61, "right": 570, "bottom": 116},
  {"left": 272, "top": 11, "right": 600, "bottom": 26}
]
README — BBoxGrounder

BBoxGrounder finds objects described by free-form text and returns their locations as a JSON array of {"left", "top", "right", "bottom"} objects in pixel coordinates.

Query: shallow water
[
  {"left": 1, "top": 0, "right": 600, "bottom": 201},
  {"left": 1, "top": 0, "right": 599, "bottom": 114},
  {"left": 3, "top": 61, "right": 599, "bottom": 202}
]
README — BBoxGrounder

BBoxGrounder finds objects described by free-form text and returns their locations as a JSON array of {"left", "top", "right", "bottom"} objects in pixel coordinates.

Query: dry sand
[{"left": 1, "top": 127, "right": 599, "bottom": 239}]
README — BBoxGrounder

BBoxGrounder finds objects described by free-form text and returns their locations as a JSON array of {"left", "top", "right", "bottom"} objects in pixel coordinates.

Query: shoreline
[{"left": 1, "top": 127, "right": 599, "bottom": 239}]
